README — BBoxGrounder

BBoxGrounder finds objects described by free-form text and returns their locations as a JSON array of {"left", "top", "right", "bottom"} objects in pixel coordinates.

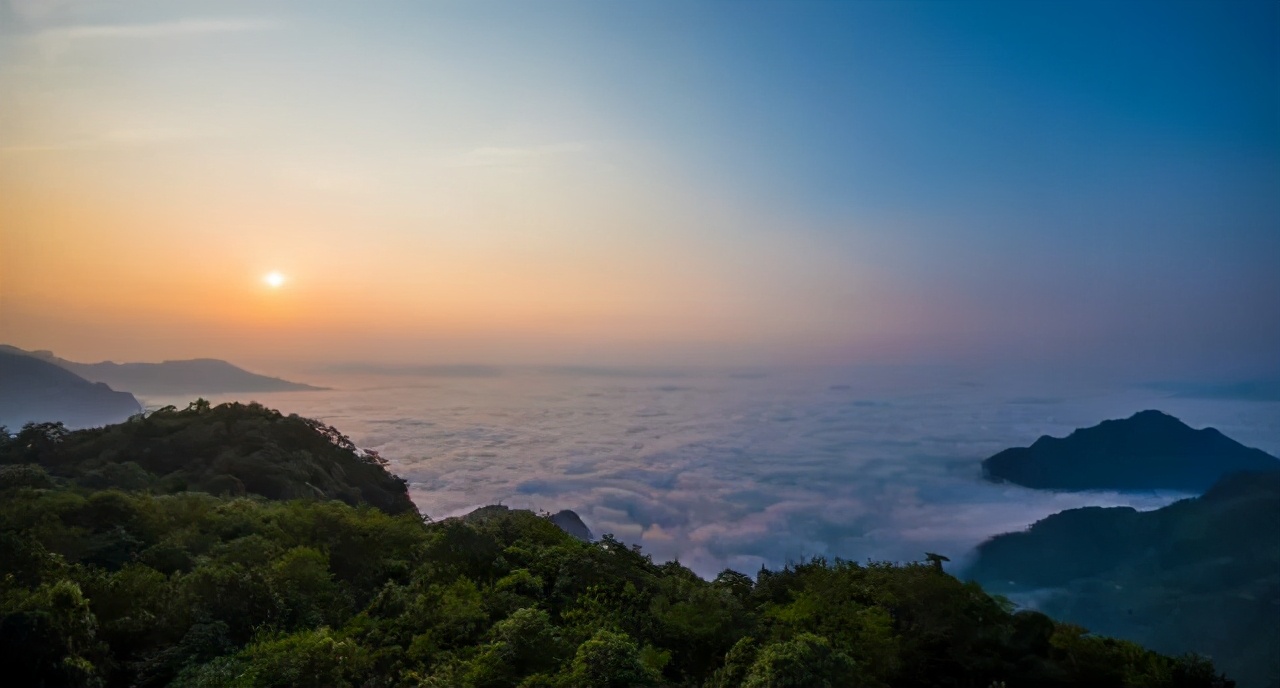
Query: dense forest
[
  {"left": 0, "top": 400, "right": 414, "bottom": 515},
  {"left": 0, "top": 403, "right": 1237, "bottom": 687}
]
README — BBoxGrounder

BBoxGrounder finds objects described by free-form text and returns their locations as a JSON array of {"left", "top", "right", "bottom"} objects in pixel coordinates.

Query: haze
[{"left": 2, "top": 0, "right": 1277, "bottom": 378}]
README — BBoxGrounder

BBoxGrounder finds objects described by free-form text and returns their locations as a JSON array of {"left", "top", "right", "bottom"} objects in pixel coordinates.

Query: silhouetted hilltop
[
  {"left": 982, "top": 410, "right": 1279, "bottom": 491},
  {"left": 0, "top": 400, "right": 414, "bottom": 515},
  {"left": 0, "top": 345, "right": 323, "bottom": 396},
  {"left": 462, "top": 505, "right": 594, "bottom": 541},
  {"left": 0, "top": 351, "right": 141, "bottom": 430},
  {"left": 550, "top": 509, "right": 594, "bottom": 541},
  {"left": 967, "top": 471, "right": 1280, "bottom": 687}
]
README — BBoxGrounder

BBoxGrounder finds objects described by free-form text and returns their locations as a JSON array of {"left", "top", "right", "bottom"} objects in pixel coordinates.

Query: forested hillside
[
  {"left": 968, "top": 471, "right": 1280, "bottom": 688},
  {"left": 0, "top": 400, "right": 414, "bottom": 515},
  {"left": 0, "top": 404, "right": 1236, "bottom": 687},
  {"left": 0, "top": 351, "right": 142, "bottom": 430}
]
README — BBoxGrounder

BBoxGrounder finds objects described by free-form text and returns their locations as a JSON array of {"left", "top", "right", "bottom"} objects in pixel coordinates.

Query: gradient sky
[{"left": 2, "top": 0, "right": 1277, "bottom": 375}]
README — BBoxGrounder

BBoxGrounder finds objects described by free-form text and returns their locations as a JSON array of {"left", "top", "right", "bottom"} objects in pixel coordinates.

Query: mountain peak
[
  {"left": 983, "top": 410, "right": 1279, "bottom": 492},
  {"left": 549, "top": 509, "right": 593, "bottom": 542}
]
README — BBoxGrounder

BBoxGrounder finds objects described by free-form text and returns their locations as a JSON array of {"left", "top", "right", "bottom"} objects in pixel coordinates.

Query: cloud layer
[{"left": 146, "top": 368, "right": 1280, "bottom": 578}]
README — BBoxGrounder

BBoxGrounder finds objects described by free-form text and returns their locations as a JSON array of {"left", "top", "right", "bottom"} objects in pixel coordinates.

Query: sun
[{"left": 263, "top": 271, "right": 286, "bottom": 288}]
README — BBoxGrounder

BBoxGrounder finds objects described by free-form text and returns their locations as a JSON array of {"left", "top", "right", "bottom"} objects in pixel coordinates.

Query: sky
[{"left": 1, "top": 0, "right": 1277, "bottom": 376}]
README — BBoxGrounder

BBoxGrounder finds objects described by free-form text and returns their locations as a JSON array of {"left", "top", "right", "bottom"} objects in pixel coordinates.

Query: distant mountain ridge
[
  {"left": 0, "top": 351, "right": 142, "bottom": 430},
  {"left": 0, "top": 345, "right": 322, "bottom": 396},
  {"left": 981, "top": 410, "right": 1280, "bottom": 492},
  {"left": 1147, "top": 377, "right": 1280, "bottom": 402},
  {"left": 549, "top": 509, "right": 594, "bottom": 541}
]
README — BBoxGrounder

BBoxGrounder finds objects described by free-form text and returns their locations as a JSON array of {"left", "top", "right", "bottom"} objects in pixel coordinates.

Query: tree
[
  {"left": 0, "top": 580, "right": 107, "bottom": 687},
  {"left": 463, "top": 608, "right": 566, "bottom": 688},
  {"left": 742, "top": 633, "right": 865, "bottom": 688},
  {"left": 924, "top": 552, "right": 950, "bottom": 572},
  {"left": 566, "top": 629, "right": 661, "bottom": 688}
]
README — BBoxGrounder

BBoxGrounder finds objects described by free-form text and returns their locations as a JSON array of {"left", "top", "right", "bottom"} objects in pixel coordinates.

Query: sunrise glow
[{"left": 0, "top": 2, "right": 1274, "bottom": 373}]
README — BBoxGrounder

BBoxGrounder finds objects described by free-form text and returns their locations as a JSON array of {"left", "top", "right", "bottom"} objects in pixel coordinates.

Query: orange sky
[
  {"left": 3, "top": 2, "right": 1276, "bottom": 375},
  {"left": 0, "top": 128, "right": 897, "bottom": 367}
]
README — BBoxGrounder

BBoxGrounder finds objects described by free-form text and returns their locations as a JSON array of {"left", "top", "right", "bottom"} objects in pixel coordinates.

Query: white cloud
[
  {"left": 148, "top": 367, "right": 1280, "bottom": 579},
  {"left": 454, "top": 142, "right": 592, "bottom": 168},
  {"left": 20, "top": 17, "right": 276, "bottom": 61},
  {"left": 7, "top": 0, "right": 91, "bottom": 23},
  {"left": 36, "top": 17, "right": 275, "bottom": 41},
  {"left": 1, "top": 128, "right": 209, "bottom": 153}
]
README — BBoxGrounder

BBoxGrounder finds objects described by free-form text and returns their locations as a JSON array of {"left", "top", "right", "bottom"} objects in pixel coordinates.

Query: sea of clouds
[{"left": 148, "top": 366, "right": 1280, "bottom": 579}]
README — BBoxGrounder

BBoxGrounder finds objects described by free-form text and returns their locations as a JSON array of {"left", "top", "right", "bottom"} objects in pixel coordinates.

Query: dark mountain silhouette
[
  {"left": 0, "top": 351, "right": 141, "bottom": 430},
  {"left": 967, "top": 470, "right": 1280, "bottom": 688},
  {"left": 981, "top": 410, "right": 1279, "bottom": 491},
  {"left": 0, "top": 345, "right": 322, "bottom": 396},
  {"left": 463, "top": 505, "right": 594, "bottom": 541},
  {"left": 549, "top": 509, "right": 594, "bottom": 541}
]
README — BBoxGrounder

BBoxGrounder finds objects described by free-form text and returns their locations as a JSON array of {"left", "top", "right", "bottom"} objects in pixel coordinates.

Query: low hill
[
  {"left": 967, "top": 471, "right": 1280, "bottom": 688},
  {"left": 0, "top": 345, "right": 323, "bottom": 396},
  {"left": 981, "top": 410, "right": 1279, "bottom": 491},
  {"left": 462, "top": 505, "right": 594, "bottom": 541},
  {"left": 0, "top": 351, "right": 142, "bottom": 430},
  {"left": 550, "top": 509, "right": 594, "bottom": 541},
  {"left": 0, "top": 400, "right": 414, "bottom": 515}
]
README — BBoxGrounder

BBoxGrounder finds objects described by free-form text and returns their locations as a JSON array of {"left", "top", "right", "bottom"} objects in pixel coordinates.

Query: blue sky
[{"left": 1, "top": 0, "right": 1276, "bottom": 375}]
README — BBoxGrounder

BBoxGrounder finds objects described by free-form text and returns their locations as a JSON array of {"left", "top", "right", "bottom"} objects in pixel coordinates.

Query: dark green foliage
[
  {"left": 739, "top": 632, "right": 862, "bottom": 688},
  {"left": 981, "top": 410, "right": 1279, "bottom": 492},
  {"left": 969, "top": 471, "right": 1280, "bottom": 688},
  {"left": 567, "top": 628, "right": 662, "bottom": 688},
  {"left": 0, "top": 405, "right": 1239, "bottom": 687},
  {"left": 0, "top": 401, "right": 415, "bottom": 514}
]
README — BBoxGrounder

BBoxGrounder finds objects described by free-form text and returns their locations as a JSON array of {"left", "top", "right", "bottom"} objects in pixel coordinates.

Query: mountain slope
[
  {"left": 981, "top": 410, "right": 1279, "bottom": 491},
  {"left": 967, "top": 471, "right": 1280, "bottom": 688},
  {"left": 0, "top": 351, "right": 142, "bottom": 430},
  {"left": 0, "top": 346, "right": 323, "bottom": 395}
]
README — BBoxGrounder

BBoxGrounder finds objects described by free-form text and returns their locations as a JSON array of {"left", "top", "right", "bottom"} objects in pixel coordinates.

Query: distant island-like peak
[{"left": 981, "top": 409, "right": 1280, "bottom": 492}]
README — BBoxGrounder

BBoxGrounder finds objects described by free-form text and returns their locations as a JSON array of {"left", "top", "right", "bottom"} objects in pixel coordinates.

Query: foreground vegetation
[
  {"left": 0, "top": 403, "right": 1235, "bottom": 687},
  {"left": 969, "top": 471, "right": 1280, "bottom": 688},
  {"left": 0, "top": 400, "right": 414, "bottom": 515}
]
